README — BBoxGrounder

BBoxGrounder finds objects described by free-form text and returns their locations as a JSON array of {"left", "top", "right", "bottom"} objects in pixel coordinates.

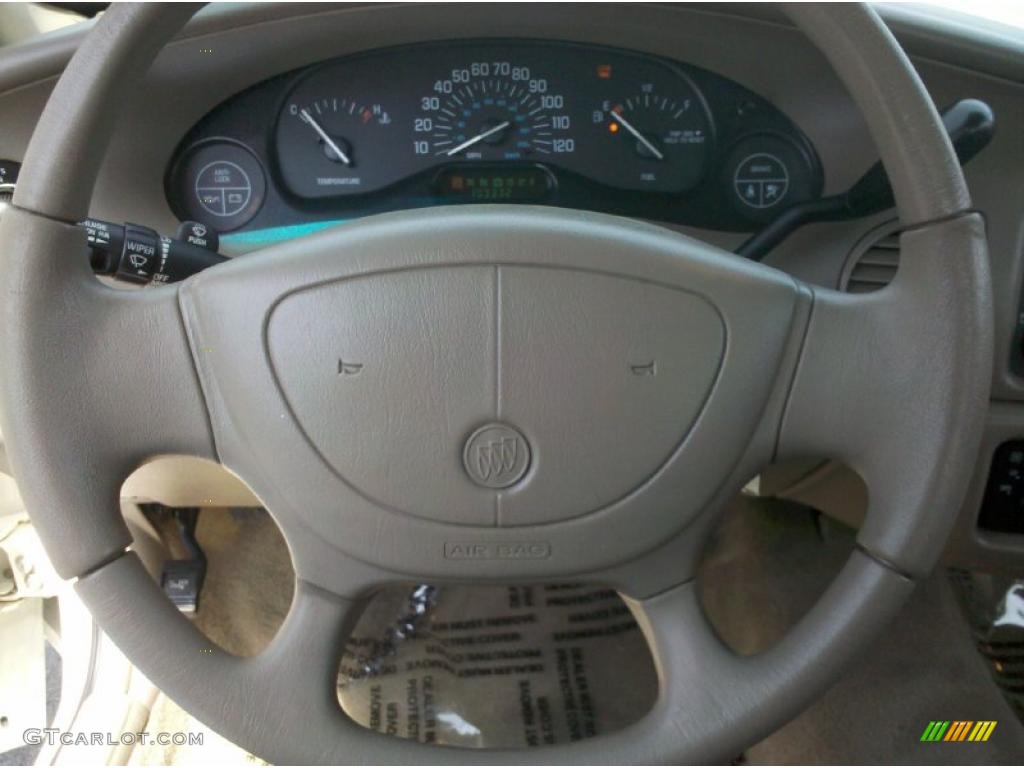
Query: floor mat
[{"left": 699, "top": 496, "right": 1024, "bottom": 764}]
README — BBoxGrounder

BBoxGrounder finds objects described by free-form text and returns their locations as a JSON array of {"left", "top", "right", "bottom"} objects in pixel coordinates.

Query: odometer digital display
[{"left": 434, "top": 166, "right": 553, "bottom": 202}]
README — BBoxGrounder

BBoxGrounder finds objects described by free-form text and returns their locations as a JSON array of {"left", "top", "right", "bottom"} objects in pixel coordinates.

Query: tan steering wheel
[{"left": 0, "top": 3, "right": 991, "bottom": 763}]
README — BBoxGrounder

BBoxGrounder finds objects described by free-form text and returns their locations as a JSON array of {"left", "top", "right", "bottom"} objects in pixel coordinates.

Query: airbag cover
[{"left": 267, "top": 265, "right": 724, "bottom": 526}]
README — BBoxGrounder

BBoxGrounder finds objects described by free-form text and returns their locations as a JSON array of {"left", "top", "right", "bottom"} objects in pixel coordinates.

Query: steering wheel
[{"left": 0, "top": 3, "right": 992, "bottom": 763}]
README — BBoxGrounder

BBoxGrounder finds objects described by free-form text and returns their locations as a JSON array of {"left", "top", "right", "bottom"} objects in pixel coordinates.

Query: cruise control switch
[{"left": 82, "top": 218, "right": 226, "bottom": 285}]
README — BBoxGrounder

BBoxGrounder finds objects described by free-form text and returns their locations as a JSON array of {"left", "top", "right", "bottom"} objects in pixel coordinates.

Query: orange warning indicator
[{"left": 597, "top": 64, "right": 612, "bottom": 79}]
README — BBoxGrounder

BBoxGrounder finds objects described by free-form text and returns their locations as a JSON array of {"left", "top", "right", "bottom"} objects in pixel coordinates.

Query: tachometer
[{"left": 415, "top": 64, "right": 574, "bottom": 162}]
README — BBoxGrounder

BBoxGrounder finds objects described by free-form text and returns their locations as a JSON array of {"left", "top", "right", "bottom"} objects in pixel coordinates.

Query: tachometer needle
[
  {"left": 610, "top": 111, "right": 664, "bottom": 160},
  {"left": 446, "top": 121, "right": 511, "bottom": 157},
  {"left": 300, "top": 108, "right": 352, "bottom": 166}
]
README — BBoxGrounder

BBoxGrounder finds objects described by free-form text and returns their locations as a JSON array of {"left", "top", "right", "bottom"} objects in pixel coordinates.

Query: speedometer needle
[
  {"left": 300, "top": 108, "right": 352, "bottom": 166},
  {"left": 610, "top": 111, "right": 664, "bottom": 160},
  {"left": 446, "top": 121, "right": 511, "bottom": 157}
]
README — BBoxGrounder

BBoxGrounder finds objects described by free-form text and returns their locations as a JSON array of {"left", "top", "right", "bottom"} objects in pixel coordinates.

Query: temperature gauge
[{"left": 275, "top": 95, "right": 395, "bottom": 199}]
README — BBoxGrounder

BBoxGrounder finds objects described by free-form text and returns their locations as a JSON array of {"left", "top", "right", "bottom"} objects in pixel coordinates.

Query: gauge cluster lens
[
  {"left": 169, "top": 40, "right": 822, "bottom": 236},
  {"left": 272, "top": 43, "right": 716, "bottom": 199}
]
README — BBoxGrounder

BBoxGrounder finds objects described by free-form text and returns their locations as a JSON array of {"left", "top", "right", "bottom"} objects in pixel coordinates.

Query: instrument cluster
[{"left": 167, "top": 41, "right": 823, "bottom": 244}]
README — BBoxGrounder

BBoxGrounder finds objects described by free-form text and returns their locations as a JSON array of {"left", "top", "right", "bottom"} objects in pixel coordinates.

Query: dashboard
[{"left": 165, "top": 40, "right": 822, "bottom": 247}]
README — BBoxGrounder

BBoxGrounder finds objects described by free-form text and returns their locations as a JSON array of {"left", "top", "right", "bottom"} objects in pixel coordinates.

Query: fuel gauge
[{"left": 592, "top": 84, "right": 713, "bottom": 192}]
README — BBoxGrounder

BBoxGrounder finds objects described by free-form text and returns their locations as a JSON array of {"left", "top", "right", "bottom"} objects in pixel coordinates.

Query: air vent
[{"left": 841, "top": 223, "right": 901, "bottom": 294}]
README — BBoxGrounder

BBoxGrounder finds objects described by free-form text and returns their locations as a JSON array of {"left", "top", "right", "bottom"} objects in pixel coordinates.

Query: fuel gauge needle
[
  {"left": 300, "top": 108, "right": 352, "bottom": 166},
  {"left": 610, "top": 111, "right": 664, "bottom": 160}
]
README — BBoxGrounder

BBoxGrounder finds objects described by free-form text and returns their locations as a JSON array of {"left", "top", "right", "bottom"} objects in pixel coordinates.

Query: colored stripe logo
[{"left": 920, "top": 721, "right": 997, "bottom": 742}]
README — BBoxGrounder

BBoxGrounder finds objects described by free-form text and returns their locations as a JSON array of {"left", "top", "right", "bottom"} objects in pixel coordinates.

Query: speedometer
[{"left": 414, "top": 63, "right": 574, "bottom": 162}]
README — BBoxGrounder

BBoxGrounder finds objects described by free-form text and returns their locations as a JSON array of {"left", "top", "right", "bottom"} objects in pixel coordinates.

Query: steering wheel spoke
[
  {"left": 777, "top": 214, "right": 991, "bottom": 576},
  {"left": 72, "top": 552, "right": 742, "bottom": 764},
  {"left": 75, "top": 553, "right": 364, "bottom": 751},
  {"left": 0, "top": 207, "right": 215, "bottom": 578},
  {"left": 75, "top": 549, "right": 914, "bottom": 765}
]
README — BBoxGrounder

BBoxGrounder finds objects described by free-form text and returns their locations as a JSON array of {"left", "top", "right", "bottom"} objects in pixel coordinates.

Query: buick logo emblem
[{"left": 463, "top": 423, "right": 531, "bottom": 489}]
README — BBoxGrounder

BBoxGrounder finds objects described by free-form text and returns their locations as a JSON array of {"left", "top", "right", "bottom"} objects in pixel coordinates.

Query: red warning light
[
  {"left": 361, "top": 109, "right": 372, "bottom": 124},
  {"left": 597, "top": 64, "right": 612, "bottom": 79}
]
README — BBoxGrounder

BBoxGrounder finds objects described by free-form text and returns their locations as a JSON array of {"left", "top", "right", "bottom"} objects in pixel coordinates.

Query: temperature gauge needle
[
  {"left": 610, "top": 111, "right": 664, "bottom": 160},
  {"left": 446, "top": 121, "right": 511, "bottom": 157},
  {"left": 300, "top": 108, "right": 352, "bottom": 166}
]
